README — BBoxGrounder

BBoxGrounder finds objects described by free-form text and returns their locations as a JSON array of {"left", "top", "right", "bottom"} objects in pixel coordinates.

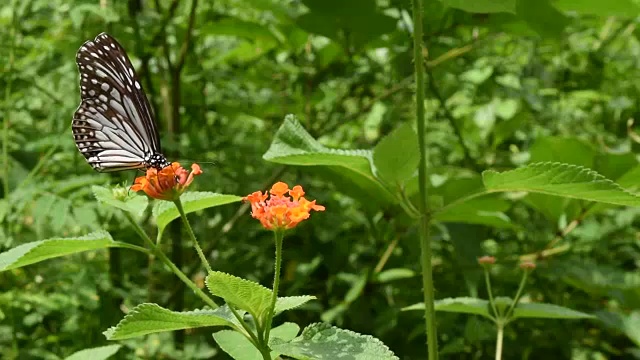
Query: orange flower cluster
[
  {"left": 243, "top": 182, "right": 325, "bottom": 231},
  {"left": 131, "top": 162, "right": 202, "bottom": 201}
]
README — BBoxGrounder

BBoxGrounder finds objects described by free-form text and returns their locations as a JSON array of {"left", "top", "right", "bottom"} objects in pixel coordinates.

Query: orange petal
[
  {"left": 289, "top": 185, "right": 305, "bottom": 201},
  {"left": 270, "top": 182, "right": 289, "bottom": 197}
]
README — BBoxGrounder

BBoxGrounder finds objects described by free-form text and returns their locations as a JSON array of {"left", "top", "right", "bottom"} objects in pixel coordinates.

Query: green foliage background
[{"left": 2, "top": 0, "right": 640, "bottom": 358}]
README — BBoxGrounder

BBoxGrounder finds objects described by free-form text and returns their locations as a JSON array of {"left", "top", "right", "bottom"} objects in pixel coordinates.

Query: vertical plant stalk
[
  {"left": 495, "top": 324, "right": 504, "bottom": 360},
  {"left": 262, "top": 229, "right": 284, "bottom": 356},
  {"left": 3, "top": 5, "right": 16, "bottom": 198},
  {"left": 122, "top": 211, "right": 218, "bottom": 309},
  {"left": 174, "top": 199, "right": 213, "bottom": 273},
  {"left": 411, "top": 0, "right": 439, "bottom": 358}
]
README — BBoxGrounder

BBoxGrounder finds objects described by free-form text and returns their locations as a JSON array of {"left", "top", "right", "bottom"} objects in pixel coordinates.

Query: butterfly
[{"left": 72, "top": 32, "right": 171, "bottom": 172}]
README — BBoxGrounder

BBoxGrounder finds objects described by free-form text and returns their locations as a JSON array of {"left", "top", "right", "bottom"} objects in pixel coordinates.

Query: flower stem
[
  {"left": 484, "top": 267, "right": 499, "bottom": 319},
  {"left": 174, "top": 199, "right": 213, "bottom": 273},
  {"left": 412, "top": 0, "right": 439, "bottom": 358},
  {"left": 262, "top": 229, "right": 284, "bottom": 357},
  {"left": 123, "top": 211, "right": 218, "bottom": 309},
  {"left": 495, "top": 323, "right": 504, "bottom": 360},
  {"left": 504, "top": 270, "right": 529, "bottom": 321}
]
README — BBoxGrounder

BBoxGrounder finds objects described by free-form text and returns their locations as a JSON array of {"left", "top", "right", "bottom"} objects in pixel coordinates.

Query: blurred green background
[{"left": 3, "top": 0, "right": 640, "bottom": 359}]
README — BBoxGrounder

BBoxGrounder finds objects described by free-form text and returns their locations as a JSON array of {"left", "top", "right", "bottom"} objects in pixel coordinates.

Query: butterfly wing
[{"left": 72, "top": 33, "right": 163, "bottom": 172}]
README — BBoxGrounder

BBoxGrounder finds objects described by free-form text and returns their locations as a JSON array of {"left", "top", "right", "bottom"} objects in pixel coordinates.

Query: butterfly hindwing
[{"left": 72, "top": 33, "right": 166, "bottom": 172}]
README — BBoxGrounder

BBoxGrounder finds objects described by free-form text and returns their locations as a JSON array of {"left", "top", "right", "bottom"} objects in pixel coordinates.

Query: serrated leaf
[
  {"left": 275, "top": 296, "right": 316, "bottom": 314},
  {"left": 372, "top": 123, "right": 419, "bottom": 184},
  {"left": 0, "top": 231, "right": 116, "bottom": 272},
  {"left": 270, "top": 323, "right": 398, "bottom": 360},
  {"left": 65, "top": 345, "right": 122, "bottom": 360},
  {"left": 263, "top": 115, "right": 395, "bottom": 205},
  {"left": 512, "top": 302, "right": 594, "bottom": 320},
  {"left": 92, "top": 185, "right": 148, "bottom": 218},
  {"left": 206, "top": 271, "right": 273, "bottom": 319},
  {"left": 103, "top": 303, "right": 236, "bottom": 340},
  {"left": 483, "top": 162, "right": 640, "bottom": 206},
  {"left": 153, "top": 192, "right": 242, "bottom": 237}
]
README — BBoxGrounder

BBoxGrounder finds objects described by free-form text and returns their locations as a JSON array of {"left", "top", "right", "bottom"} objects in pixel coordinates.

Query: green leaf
[
  {"left": 215, "top": 323, "right": 299, "bottom": 360},
  {"left": 206, "top": 271, "right": 273, "bottom": 319},
  {"left": 435, "top": 297, "right": 493, "bottom": 319},
  {"left": 296, "top": 0, "right": 395, "bottom": 49},
  {"left": 103, "top": 303, "right": 237, "bottom": 340},
  {"left": 373, "top": 268, "right": 416, "bottom": 283},
  {"left": 0, "top": 231, "right": 116, "bottom": 272},
  {"left": 65, "top": 345, "right": 122, "bottom": 360},
  {"left": 213, "top": 330, "right": 263, "bottom": 360},
  {"left": 202, "top": 17, "right": 280, "bottom": 45},
  {"left": 512, "top": 302, "right": 595, "bottom": 320},
  {"left": 516, "top": 0, "right": 568, "bottom": 38},
  {"left": 433, "top": 196, "right": 514, "bottom": 228},
  {"left": 528, "top": 137, "right": 596, "bottom": 168},
  {"left": 275, "top": 296, "right": 316, "bottom": 314},
  {"left": 482, "top": 162, "right": 640, "bottom": 207},
  {"left": 372, "top": 123, "right": 419, "bottom": 185},
  {"left": 213, "top": 323, "right": 299, "bottom": 360},
  {"left": 263, "top": 115, "right": 394, "bottom": 205},
  {"left": 270, "top": 323, "right": 398, "bottom": 360},
  {"left": 69, "top": 4, "right": 120, "bottom": 28},
  {"left": 153, "top": 192, "right": 242, "bottom": 237},
  {"left": 441, "top": 0, "right": 516, "bottom": 13},
  {"left": 554, "top": 0, "right": 640, "bottom": 16},
  {"left": 271, "top": 322, "right": 301, "bottom": 342},
  {"left": 598, "top": 310, "right": 640, "bottom": 346},
  {"left": 92, "top": 185, "right": 149, "bottom": 218},
  {"left": 403, "top": 298, "right": 492, "bottom": 319}
]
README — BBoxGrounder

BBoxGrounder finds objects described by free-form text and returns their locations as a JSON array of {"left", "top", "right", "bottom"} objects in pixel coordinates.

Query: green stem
[
  {"left": 262, "top": 229, "right": 284, "bottom": 358},
  {"left": 484, "top": 267, "right": 499, "bottom": 320},
  {"left": 123, "top": 211, "right": 218, "bottom": 309},
  {"left": 504, "top": 270, "right": 529, "bottom": 321},
  {"left": 3, "top": 6, "right": 15, "bottom": 198},
  {"left": 113, "top": 241, "right": 153, "bottom": 255},
  {"left": 412, "top": 0, "right": 438, "bottom": 358},
  {"left": 495, "top": 323, "right": 504, "bottom": 360},
  {"left": 174, "top": 198, "right": 213, "bottom": 273},
  {"left": 227, "top": 304, "right": 262, "bottom": 349},
  {"left": 16, "top": 145, "right": 58, "bottom": 191}
]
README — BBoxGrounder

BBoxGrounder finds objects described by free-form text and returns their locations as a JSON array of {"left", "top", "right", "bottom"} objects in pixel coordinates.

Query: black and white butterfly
[{"left": 72, "top": 32, "right": 171, "bottom": 172}]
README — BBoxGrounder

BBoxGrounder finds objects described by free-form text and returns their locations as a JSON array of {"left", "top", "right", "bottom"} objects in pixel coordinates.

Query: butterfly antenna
[{"left": 176, "top": 159, "right": 218, "bottom": 168}]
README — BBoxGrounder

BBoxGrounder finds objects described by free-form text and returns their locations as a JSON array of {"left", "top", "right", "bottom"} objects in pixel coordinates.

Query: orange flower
[
  {"left": 131, "top": 162, "right": 202, "bottom": 201},
  {"left": 243, "top": 182, "right": 325, "bottom": 231}
]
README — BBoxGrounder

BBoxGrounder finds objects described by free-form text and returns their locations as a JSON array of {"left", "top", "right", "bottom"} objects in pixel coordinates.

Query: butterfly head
[{"left": 147, "top": 153, "right": 172, "bottom": 170}]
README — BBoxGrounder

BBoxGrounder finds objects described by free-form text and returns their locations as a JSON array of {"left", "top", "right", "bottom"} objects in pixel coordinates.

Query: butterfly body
[{"left": 72, "top": 33, "right": 170, "bottom": 172}]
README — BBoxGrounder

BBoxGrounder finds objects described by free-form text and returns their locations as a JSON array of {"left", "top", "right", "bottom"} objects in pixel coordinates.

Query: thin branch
[
  {"left": 129, "top": 3, "right": 160, "bottom": 118},
  {"left": 426, "top": 69, "right": 480, "bottom": 172},
  {"left": 175, "top": 0, "right": 198, "bottom": 72},
  {"left": 154, "top": 0, "right": 175, "bottom": 71}
]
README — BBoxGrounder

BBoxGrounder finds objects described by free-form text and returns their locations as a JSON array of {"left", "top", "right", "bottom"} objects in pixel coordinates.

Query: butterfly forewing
[{"left": 72, "top": 33, "right": 167, "bottom": 172}]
